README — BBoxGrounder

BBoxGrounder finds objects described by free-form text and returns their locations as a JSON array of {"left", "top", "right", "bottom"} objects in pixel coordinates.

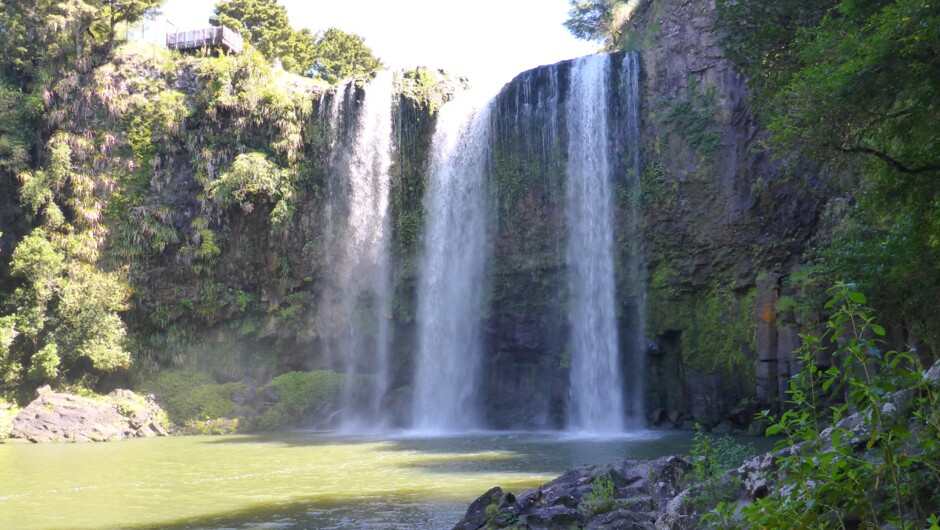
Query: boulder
[
  {"left": 453, "top": 458, "right": 691, "bottom": 530},
  {"left": 9, "top": 389, "right": 170, "bottom": 443}
]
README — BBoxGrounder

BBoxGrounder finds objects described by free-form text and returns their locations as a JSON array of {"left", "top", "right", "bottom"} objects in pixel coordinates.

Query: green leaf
[
  {"left": 848, "top": 291, "right": 866, "bottom": 304},
  {"left": 870, "top": 324, "right": 885, "bottom": 336}
]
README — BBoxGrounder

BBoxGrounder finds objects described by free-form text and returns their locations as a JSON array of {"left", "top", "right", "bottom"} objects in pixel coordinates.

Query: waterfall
[
  {"left": 565, "top": 54, "right": 625, "bottom": 433},
  {"left": 412, "top": 89, "right": 495, "bottom": 432},
  {"left": 620, "top": 52, "right": 646, "bottom": 425},
  {"left": 319, "top": 71, "right": 395, "bottom": 431}
]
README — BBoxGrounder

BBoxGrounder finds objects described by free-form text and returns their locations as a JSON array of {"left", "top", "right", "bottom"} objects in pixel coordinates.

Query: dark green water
[{"left": 0, "top": 430, "right": 705, "bottom": 529}]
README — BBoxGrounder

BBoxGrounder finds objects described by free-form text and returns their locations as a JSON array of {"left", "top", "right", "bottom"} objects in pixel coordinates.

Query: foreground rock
[
  {"left": 457, "top": 364, "right": 940, "bottom": 529},
  {"left": 9, "top": 387, "right": 170, "bottom": 442},
  {"left": 454, "top": 456, "right": 693, "bottom": 530}
]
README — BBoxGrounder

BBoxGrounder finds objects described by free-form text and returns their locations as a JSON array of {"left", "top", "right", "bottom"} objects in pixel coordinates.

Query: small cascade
[
  {"left": 412, "top": 88, "right": 495, "bottom": 432},
  {"left": 319, "top": 71, "right": 395, "bottom": 431},
  {"left": 565, "top": 54, "right": 625, "bottom": 433}
]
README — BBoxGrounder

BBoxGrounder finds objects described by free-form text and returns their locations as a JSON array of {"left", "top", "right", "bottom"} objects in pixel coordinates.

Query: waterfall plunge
[
  {"left": 320, "top": 71, "right": 395, "bottom": 431},
  {"left": 412, "top": 89, "right": 495, "bottom": 432},
  {"left": 565, "top": 54, "right": 641, "bottom": 433},
  {"left": 408, "top": 52, "right": 644, "bottom": 433}
]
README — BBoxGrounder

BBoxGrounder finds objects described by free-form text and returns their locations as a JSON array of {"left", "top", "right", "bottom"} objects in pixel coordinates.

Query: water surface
[{"left": 0, "top": 430, "right": 698, "bottom": 529}]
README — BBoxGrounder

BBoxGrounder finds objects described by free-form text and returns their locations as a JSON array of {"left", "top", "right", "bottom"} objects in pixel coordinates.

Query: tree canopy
[
  {"left": 717, "top": 0, "right": 940, "bottom": 348},
  {"left": 210, "top": 0, "right": 383, "bottom": 83},
  {"left": 311, "top": 28, "right": 384, "bottom": 85},
  {"left": 0, "top": 0, "right": 163, "bottom": 83},
  {"left": 563, "top": 0, "right": 632, "bottom": 45}
]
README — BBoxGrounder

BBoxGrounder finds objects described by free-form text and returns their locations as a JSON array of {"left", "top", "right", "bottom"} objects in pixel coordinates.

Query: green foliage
[
  {"left": 27, "top": 343, "right": 59, "bottom": 382},
  {"left": 310, "top": 28, "right": 383, "bottom": 85},
  {"left": 0, "top": 80, "right": 31, "bottom": 177},
  {"left": 738, "top": 284, "right": 940, "bottom": 528},
  {"left": 211, "top": 1, "right": 382, "bottom": 83},
  {"left": 716, "top": 0, "right": 940, "bottom": 349},
  {"left": 648, "top": 280, "right": 756, "bottom": 373},
  {"left": 0, "top": 316, "right": 22, "bottom": 398},
  {"left": 718, "top": 0, "right": 939, "bottom": 176},
  {"left": 0, "top": 0, "right": 162, "bottom": 84},
  {"left": 256, "top": 370, "right": 344, "bottom": 430},
  {"left": 107, "top": 389, "right": 171, "bottom": 432},
  {"left": 140, "top": 370, "right": 246, "bottom": 427},
  {"left": 211, "top": 0, "right": 304, "bottom": 70},
  {"left": 184, "top": 417, "right": 240, "bottom": 435},
  {"left": 4, "top": 226, "right": 131, "bottom": 390},
  {"left": 0, "top": 402, "right": 22, "bottom": 439},
  {"left": 640, "top": 161, "right": 666, "bottom": 204},
  {"left": 210, "top": 151, "right": 296, "bottom": 226},
  {"left": 396, "top": 68, "right": 456, "bottom": 114},
  {"left": 661, "top": 81, "right": 723, "bottom": 161},
  {"left": 564, "top": 0, "right": 634, "bottom": 45},
  {"left": 688, "top": 424, "right": 755, "bottom": 511},
  {"left": 581, "top": 473, "right": 618, "bottom": 516},
  {"left": 484, "top": 501, "right": 499, "bottom": 519}
]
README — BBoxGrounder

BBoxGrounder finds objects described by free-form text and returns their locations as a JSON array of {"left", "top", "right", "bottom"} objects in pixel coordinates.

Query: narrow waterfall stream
[
  {"left": 619, "top": 52, "right": 646, "bottom": 425},
  {"left": 412, "top": 89, "right": 495, "bottom": 432},
  {"left": 565, "top": 54, "right": 625, "bottom": 433},
  {"left": 320, "top": 71, "right": 395, "bottom": 431}
]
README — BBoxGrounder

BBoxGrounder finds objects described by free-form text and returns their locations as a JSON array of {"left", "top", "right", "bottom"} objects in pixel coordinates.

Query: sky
[{"left": 147, "top": 0, "right": 599, "bottom": 88}]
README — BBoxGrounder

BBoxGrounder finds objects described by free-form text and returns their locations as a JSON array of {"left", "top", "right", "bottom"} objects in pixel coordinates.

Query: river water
[{"left": 0, "top": 430, "right": 708, "bottom": 529}]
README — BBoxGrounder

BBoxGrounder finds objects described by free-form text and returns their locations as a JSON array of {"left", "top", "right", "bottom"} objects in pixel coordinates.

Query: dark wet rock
[
  {"left": 9, "top": 389, "right": 170, "bottom": 443},
  {"left": 454, "top": 487, "right": 503, "bottom": 530},
  {"left": 710, "top": 421, "right": 733, "bottom": 434},
  {"left": 453, "top": 457, "right": 691, "bottom": 530},
  {"left": 649, "top": 408, "right": 669, "bottom": 426}
]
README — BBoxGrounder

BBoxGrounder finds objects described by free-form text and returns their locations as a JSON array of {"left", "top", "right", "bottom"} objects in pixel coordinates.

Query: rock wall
[{"left": 624, "top": 0, "right": 823, "bottom": 426}]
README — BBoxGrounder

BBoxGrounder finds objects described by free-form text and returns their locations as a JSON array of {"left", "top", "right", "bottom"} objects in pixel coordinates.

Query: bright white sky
[{"left": 147, "top": 0, "right": 599, "bottom": 88}]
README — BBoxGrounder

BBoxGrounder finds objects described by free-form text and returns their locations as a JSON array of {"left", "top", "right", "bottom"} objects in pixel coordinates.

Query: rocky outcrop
[
  {"left": 454, "top": 456, "right": 693, "bottom": 530},
  {"left": 460, "top": 362, "right": 940, "bottom": 529},
  {"left": 9, "top": 387, "right": 170, "bottom": 442}
]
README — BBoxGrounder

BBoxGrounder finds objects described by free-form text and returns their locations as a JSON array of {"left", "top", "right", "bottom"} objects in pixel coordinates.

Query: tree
[
  {"left": 310, "top": 28, "right": 383, "bottom": 85},
  {"left": 563, "top": 0, "right": 632, "bottom": 44},
  {"left": 210, "top": 0, "right": 297, "bottom": 67},
  {"left": 564, "top": 0, "right": 616, "bottom": 41},
  {"left": 0, "top": 0, "right": 163, "bottom": 84},
  {"left": 210, "top": 1, "right": 383, "bottom": 83},
  {"left": 95, "top": 0, "right": 164, "bottom": 48},
  {"left": 716, "top": 0, "right": 940, "bottom": 349}
]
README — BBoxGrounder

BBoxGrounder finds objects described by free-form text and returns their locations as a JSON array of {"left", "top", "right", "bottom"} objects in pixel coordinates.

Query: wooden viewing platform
[{"left": 166, "top": 26, "right": 243, "bottom": 55}]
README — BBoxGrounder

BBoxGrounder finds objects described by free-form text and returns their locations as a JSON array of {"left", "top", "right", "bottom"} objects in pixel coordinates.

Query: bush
[
  {"left": 139, "top": 371, "right": 246, "bottom": 427},
  {"left": 581, "top": 474, "right": 618, "bottom": 516},
  {"left": 27, "top": 343, "right": 60, "bottom": 383},
  {"left": 706, "top": 283, "right": 940, "bottom": 528},
  {"left": 256, "top": 370, "right": 344, "bottom": 430},
  {"left": 688, "top": 424, "right": 756, "bottom": 511}
]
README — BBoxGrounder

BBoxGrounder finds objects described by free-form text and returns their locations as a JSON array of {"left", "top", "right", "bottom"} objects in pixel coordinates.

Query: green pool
[{"left": 0, "top": 431, "right": 698, "bottom": 529}]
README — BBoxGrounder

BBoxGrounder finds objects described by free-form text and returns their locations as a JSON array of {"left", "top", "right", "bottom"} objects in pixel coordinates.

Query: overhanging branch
[{"left": 837, "top": 145, "right": 940, "bottom": 175}]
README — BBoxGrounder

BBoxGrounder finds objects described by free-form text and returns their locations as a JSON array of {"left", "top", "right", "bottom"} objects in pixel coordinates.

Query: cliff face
[
  {"left": 10, "top": 0, "right": 825, "bottom": 429},
  {"left": 626, "top": 0, "right": 823, "bottom": 424}
]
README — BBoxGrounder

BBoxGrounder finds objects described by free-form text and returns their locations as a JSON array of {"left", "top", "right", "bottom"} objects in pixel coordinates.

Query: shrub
[
  {"left": 256, "top": 370, "right": 345, "bottom": 430},
  {"left": 710, "top": 283, "right": 940, "bottom": 528},
  {"left": 688, "top": 424, "right": 755, "bottom": 511},
  {"left": 581, "top": 473, "right": 618, "bottom": 516},
  {"left": 139, "top": 371, "right": 246, "bottom": 427}
]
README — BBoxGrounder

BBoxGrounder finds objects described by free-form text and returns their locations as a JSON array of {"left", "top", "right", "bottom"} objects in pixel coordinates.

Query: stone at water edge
[
  {"left": 452, "top": 456, "right": 694, "bottom": 530},
  {"left": 9, "top": 388, "right": 170, "bottom": 443}
]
